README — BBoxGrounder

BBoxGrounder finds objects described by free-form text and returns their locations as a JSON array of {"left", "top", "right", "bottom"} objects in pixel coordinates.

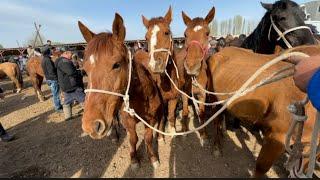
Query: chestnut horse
[
  {"left": 26, "top": 56, "right": 45, "bottom": 101},
  {"left": 0, "top": 62, "right": 23, "bottom": 93},
  {"left": 174, "top": 7, "right": 218, "bottom": 146},
  {"left": 208, "top": 45, "right": 320, "bottom": 177},
  {"left": 26, "top": 51, "right": 63, "bottom": 102},
  {"left": 241, "top": 0, "right": 317, "bottom": 54},
  {"left": 135, "top": 6, "right": 185, "bottom": 137},
  {"left": 79, "top": 14, "right": 163, "bottom": 168}
]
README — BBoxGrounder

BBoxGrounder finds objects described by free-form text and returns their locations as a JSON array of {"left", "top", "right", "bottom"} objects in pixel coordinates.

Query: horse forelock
[{"left": 84, "top": 32, "right": 127, "bottom": 65}]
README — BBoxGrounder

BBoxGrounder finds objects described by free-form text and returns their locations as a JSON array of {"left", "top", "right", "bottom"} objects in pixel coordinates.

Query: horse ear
[
  {"left": 112, "top": 13, "right": 126, "bottom": 42},
  {"left": 78, "top": 21, "right": 96, "bottom": 43},
  {"left": 164, "top": 6, "right": 172, "bottom": 24},
  {"left": 182, "top": 11, "right": 192, "bottom": 25},
  {"left": 261, "top": 2, "right": 273, "bottom": 11},
  {"left": 205, "top": 7, "right": 215, "bottom": 24},
  {"left": 142, "top": 15, "right": 149, "bottom": 28}
]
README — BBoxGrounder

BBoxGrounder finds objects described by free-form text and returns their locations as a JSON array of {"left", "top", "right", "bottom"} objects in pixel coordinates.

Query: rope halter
[
  {"left": 268, "top": 15, "right": 313, "bottom": 49},
  {"left": 148, "top": 35, "right": 180, "bottom": 79},
  {"left": 84, "top": 48, "right": 133, "bottom": 114},
  {"left": 185, "top": 40, "right": 209, "bottom": 61}
]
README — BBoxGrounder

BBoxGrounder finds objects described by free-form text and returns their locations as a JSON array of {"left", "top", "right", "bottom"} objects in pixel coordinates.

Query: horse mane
[
  {"left": 84, "top": 32, "right": 127, "bottom": 62},
  {"left": 241, "top": 12, "right": 272, "bottom": 53}
]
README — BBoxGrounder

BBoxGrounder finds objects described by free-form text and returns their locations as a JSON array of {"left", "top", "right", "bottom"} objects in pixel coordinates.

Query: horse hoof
[
  {"left": 200, "top": 138, "right": 209, "bottom": 147},
  {"left": 152, "top": 161, "right": 160, "bottom": 169},
  {"left": 130, "top": 163, "right": 139, "bottom": 171},
  {"left": 16, "top": 89, "right": 22, "bottom": 93}
]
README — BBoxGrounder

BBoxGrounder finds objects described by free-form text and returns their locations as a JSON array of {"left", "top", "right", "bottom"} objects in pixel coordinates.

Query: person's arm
[{"left": 289, "top": 55, "right": 320, "bottom": 92}]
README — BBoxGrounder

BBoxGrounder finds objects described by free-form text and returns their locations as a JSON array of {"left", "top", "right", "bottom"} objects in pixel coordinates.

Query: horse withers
[
  {"left": 0, "top": 62, "right": 23, "bottom": 93},
  {"left": 79, "top": 13, "right": 163, "bottom": 169}
]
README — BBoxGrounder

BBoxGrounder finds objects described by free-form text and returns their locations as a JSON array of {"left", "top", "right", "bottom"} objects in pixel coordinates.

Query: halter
[
  {"left": 185, "top": 40, "right": 209, "bottom": 61},
  {"left": 268, "top": 15, "right": 313, "bottom": 48},
  {"left": 148, "top": 35, "right": 180, "bottom": 79},
  {"left": 84, "top": 47, "right": 133, "bottom": 113}
]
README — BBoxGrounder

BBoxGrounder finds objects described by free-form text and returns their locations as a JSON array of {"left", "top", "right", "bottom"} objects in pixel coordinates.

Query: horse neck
[{"left": 241, "top": 13, "right": 276, "bottom": 54}]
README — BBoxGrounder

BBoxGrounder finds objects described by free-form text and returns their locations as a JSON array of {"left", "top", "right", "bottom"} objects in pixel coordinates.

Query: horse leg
[
  {"left": 254, "top": 132, "right": 285, "bottom": 177},
  {"left": 167, "top": 99, "right": 178, "bottom": 133},
  {"left": 181, "top": 95, "right": 190, "bottom": 134},
  {"left": 36, "top": 75, "right": 45, "bottom": 102},
  {"left": 144, "top": 117, "right": 160, "bottom": 169},
  {"left": 157, "top": 115, "right": 166, "bottom": 144},
  {"left": 197, "top": 94, "right": 209, "bottom": 146},
  {"left": 121, "top": 114, "right": 139, "bottom": 170}
]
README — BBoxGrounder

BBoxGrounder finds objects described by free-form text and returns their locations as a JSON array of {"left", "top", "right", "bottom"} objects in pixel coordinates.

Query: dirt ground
[{"left": 0, "top": 75, "right": 289, "bottom": 178}]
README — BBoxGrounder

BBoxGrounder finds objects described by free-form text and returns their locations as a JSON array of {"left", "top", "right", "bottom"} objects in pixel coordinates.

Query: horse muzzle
[
  {"left": 184, "top": 61, "right": 201, "bottom": 76},
  {"left": 87, "top": 119, "right": 112, "bottom": 139}
]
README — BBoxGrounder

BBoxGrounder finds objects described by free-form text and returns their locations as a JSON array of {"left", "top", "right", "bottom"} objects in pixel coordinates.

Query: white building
[{"left": 301, "top": 0, "right": 320, "bottom": 34}]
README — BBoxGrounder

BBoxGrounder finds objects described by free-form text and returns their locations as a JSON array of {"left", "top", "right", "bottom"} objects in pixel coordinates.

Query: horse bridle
[
  {"left": 85, "top": 47, "right": 133, "bottom": 112},
  {"left": 268, "top": 15, "right": 313, "bottom": 48},
  {"left": 148, "top": 36, "right": 173, "bottom": 71},
  {"left": 183, "top": 40, "right": 210, "bottom": 74}
]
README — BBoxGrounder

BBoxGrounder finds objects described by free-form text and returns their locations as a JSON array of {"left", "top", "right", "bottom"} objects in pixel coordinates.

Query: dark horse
[{"left": 241, "top": 0, "right": 317, "bottom": 54}]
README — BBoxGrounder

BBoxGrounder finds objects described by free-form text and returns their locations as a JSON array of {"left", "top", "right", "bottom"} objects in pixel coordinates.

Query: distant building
[{"left": 301, "top": 0, "right": 320, "bottom": 34}]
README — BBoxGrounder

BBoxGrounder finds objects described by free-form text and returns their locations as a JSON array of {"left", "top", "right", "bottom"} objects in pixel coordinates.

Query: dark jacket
[
  {"left": 55, "top": 57, "right": 84, "bottom": 93},
  {"left": 41, "top": 48, "right": 58, "bottom": 81}
]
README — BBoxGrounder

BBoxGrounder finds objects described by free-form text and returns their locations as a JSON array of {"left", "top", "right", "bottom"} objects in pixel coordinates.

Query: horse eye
[
  {"left": 165, "top": 31, "right": 170, "bottom": 36},
  {"left": 184, "top": 32, "right": 187, "bottom": 38},
  {"left": 112, "top": 62, "right": 121, "bottom": 69},
  {"left": 279, "top": 17, "right": 286, "bottom": 21},
  {"left": 206, "top": 32, "right": 210, "bottom": 36}
]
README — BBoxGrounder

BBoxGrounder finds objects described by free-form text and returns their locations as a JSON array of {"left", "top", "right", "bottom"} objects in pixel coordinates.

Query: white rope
[
  {"left": 306, "top": 111, "right": 320, "bottom": 177},
  {"left": 165, "top": 70, "right": 229, "bottom": 106}
]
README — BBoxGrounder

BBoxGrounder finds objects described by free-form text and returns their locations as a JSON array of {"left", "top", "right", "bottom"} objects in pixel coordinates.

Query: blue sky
[{"left": 0, "top": 0, "right": 310, "bottom": 48}]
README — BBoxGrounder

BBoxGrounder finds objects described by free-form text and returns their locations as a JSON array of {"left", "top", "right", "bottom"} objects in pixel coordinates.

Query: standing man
[
  {"left": 0, "top": 87, "right": 14, "bottom": 142},
  {"left": 55, "top": 47, "right": 85, "bottom": 121},
  {"left": 41, "top": 46, "right": 63, "bottom": 113}
]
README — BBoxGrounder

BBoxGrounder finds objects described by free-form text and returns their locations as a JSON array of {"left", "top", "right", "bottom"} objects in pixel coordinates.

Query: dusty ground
[{"left": 0, "top": 75, "right": 289, "bottom": 178}]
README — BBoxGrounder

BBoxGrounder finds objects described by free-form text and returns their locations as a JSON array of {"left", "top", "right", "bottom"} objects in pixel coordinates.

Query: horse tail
[{"left": 15, "top": 63, "right": 23, "bottom": 88}]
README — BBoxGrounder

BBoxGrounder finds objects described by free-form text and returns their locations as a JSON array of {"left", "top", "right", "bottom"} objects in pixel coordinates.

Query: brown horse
[
  {"left": 26, "top": 56, "right": 45, "bottom": 101},
  {"left": 208, "top": 45, "right": 320, "bottom": 177},
  {"left": 79, "top": 13, "right": 163, "bottom": 169},
  {"left": 135, "top": 6, "right": 185, "bottom": 137},
  {"left": 0, "top": 62, "right": 23, "bottom": 93},
  {"left": 26, "top": 51, "right": 63, "bottom": 102},
  {"left": 175, "top": 7, "right": 218, "bottom": 146}
]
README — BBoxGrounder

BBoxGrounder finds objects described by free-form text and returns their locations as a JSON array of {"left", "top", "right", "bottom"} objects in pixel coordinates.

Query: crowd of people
[{"left": 0, "top": 40, "right": 86, "bottom": 142}]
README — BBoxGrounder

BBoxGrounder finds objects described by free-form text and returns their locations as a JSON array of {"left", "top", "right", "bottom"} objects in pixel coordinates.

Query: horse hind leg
[
  {"left": 36, "top": 75, "right": 45, "bottom": 102},
  {"left": 254, "top": 132, "right": 285, "bottom": 177}
]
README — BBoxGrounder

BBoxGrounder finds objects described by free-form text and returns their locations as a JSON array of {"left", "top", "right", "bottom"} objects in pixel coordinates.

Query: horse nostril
[{"left": 94, "top": 119, "right": 106, "bottom": 136}]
